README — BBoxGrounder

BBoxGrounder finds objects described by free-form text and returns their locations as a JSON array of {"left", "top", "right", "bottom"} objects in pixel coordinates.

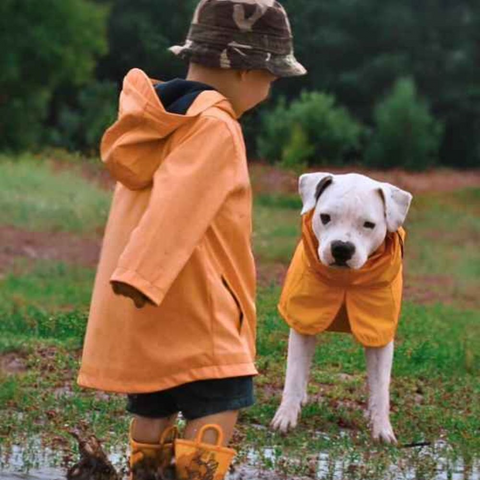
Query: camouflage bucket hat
[{"left": 170, "top": 0, "right": 307, "bottom": 78}]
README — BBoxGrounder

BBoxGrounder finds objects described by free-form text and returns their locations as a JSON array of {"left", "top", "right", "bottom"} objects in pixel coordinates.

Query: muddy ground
[{"left": 0, "top": 156, "right": 479, "bottom": 480}]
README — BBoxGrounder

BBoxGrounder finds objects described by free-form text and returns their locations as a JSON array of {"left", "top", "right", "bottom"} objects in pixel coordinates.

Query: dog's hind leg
[
  {"left": 271, "top": 329, "right": 316, "bottom": 432},
  {"left": 365, "top": 341, "right": 397, "bottom": 444}
]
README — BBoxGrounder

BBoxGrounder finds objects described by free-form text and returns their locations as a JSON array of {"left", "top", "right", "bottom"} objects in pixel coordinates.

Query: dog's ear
[
  {"left": 378, "top": 183, "right": 413, "bottom": 232},
  {"left": 299, "top": 173, "right": 333, "bottom": 215}
]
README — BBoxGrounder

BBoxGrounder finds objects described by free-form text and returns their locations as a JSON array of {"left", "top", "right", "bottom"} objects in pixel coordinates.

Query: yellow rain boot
[
  {"left": 175, "top": 425, "right": 236, "bottom": 480},
  {"left": 129, "top": 420, "right": 178, "bottom": 479}
]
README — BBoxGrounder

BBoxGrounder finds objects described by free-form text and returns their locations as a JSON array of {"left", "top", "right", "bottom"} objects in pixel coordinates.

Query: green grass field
[
  {"left": 0, "top": 154, "right": 110, "bottom": 234},
  {"left": 0, "top": 155, "right": 479, "bottom": 478}
]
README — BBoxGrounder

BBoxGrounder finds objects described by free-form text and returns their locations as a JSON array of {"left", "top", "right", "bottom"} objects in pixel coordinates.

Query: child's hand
[{"left": 111, "top": 281, "right": 153, "bottom": 309}]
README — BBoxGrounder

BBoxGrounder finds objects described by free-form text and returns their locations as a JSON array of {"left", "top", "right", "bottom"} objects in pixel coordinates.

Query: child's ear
[{"left": 238, "top": 70, "right": 251, "bottom": 82}]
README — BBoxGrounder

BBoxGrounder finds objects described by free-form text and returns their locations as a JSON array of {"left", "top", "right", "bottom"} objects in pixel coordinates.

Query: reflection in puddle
[
  {"left": 243, "top": 441, "right": 480, "bottom": 480},
  {"left": 0, "top": 444, "right": 64, "bottom": 480},
  {"left": 0, "top": 443, "right": 126, "bottom": 480},
  {"left": 313, "top": 448, "right": 480, "bottom": 480},
  {"left": 0, "top": 440, "right": 478, "bottom": 480}
]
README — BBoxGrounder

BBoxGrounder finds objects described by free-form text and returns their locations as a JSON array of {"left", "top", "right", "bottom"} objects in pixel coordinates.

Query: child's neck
[{"left": 186, "top": 64, "right": 244, "bottom": 117}]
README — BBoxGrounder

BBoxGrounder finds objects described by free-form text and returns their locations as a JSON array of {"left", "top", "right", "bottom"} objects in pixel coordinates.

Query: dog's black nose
[{"left": 331, "top": 241, "right": 356, "bottom": 262}]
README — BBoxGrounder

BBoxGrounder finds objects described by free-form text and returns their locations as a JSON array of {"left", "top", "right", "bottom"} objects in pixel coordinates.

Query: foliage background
[{"left": 1, "top": 0, "right": 479, "bottom": 168}]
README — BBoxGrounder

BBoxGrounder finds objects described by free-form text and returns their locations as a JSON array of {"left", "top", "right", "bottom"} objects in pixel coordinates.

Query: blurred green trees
[
  {"left": 279, "top": 0, "right": 480, "bottom": 168},
  {"left": 0, "top": 0, "right": 108, "bottom": 150},
  {"left": 96, "top": 0, "right": 197, "bottom": 82},
  {"left": 365, "top": 78, "right": 443, "bottom": 170},
  {"left": 51, "top": 80, "right": 118, "bottom": 152},
  {"left": 259, "top": 92, "right": 363, "bottom": 167},
  {"left": 1, "top": 0, "right": 479, "bottom": 169}
]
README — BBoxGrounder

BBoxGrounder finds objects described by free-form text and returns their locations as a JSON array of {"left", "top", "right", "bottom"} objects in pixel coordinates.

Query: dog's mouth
[{"left": 329, "top": 261, "right": 351, "bottom": 269}]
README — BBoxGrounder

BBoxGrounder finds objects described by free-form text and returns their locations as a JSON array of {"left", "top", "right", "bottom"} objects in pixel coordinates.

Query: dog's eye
[
  {"left": 320, "top": 214, "right": 331, "bottom": 225},
  {"left": 364, "top": 221, "right": 376, "bottom": 229}
]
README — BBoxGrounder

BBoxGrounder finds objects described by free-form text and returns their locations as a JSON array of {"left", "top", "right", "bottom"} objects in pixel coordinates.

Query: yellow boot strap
[
  {"left": 129, "top": 420, "right": 178, "bottom": 466},
  {"left": 175, "top": 424, "right": 236, "bottom": 480}
]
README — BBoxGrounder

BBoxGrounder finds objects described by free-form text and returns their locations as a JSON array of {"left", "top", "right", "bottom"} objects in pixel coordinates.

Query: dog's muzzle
[{"left": 331, "top": 241, "right": 355, "bottom": 267}]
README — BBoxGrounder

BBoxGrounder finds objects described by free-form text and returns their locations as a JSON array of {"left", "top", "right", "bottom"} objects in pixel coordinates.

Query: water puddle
[
  {"left": 242, "top": 440, "right": 480, "bottom": 480},
  {"left": 0, "top": 444, "right": 65, "bottom": 480},
  {"left": 0, "top": 440, "right": 478, "bottom": 480},
  {"left": 0, "top": 442, "right": 125, "bottom": 480}
]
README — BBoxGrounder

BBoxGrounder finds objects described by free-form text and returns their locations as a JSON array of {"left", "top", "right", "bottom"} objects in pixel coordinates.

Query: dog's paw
[
  {"left": 371, "top": 417, "right": 397, "bottom": 445},
  {"left": 301, "top": 391, "right": 309, "bottom": 406},
  {"left": 271, "top": 402, "right": 302, "bottom": 433}
]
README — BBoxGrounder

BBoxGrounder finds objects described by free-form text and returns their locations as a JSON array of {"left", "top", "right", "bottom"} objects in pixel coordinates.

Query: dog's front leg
[
  {"left": 271, "top": 329, "right": 316, "bottom": 432},
  {"left": 365, "top": 341, "right": 397, "bottom": 444}
]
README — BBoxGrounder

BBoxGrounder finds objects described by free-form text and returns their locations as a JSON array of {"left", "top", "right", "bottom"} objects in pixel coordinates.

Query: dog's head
[{"left": 299, "top": 172, "right": 412, "bottom": 270}]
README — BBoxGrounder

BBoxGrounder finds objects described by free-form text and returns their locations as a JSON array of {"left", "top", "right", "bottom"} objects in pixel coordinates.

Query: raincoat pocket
[{"left": 221, "top": 275, "right": 244, "bottom": 333}]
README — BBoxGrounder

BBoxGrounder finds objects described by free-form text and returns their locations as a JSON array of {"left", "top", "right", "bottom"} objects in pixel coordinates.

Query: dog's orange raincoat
[
  {"left": 78, "top": 69, "right": 257, "bottom": 393},
  {"left": 278, "top": 211, "right": 405, "bottom": 347}
]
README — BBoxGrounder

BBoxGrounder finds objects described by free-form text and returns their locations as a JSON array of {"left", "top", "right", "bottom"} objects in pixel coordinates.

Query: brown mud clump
[
  {"left": 67, "top": 430, "right": 119, "bottom": 480},
  {"left": 131, "top": 457, "right": 176, "bottom": 480},
  {"left": 67, "top": 429, "right": 176, "bottom": 480}
]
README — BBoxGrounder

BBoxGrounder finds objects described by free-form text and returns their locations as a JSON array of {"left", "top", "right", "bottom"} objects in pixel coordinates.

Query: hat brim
[{"left": 170, "top": 43, "right": 307, "bottom": 78}]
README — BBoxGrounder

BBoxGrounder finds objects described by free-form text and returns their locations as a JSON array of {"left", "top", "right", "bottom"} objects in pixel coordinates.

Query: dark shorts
[{"left": 126, "top": 376, "right": 255, "bottom": 421}]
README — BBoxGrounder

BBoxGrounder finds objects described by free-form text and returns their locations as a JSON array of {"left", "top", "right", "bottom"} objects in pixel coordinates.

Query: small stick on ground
[{"left": 399, "top": 441, "right": 432, "bottom": 449}]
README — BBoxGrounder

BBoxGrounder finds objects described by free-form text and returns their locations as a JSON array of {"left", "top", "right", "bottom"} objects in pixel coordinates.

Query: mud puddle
[{"left": 0, "top": 440, "right": 478, "bottom": 480}]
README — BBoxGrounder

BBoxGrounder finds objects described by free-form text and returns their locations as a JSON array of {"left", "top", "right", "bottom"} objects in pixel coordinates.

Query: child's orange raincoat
[
  {"left": 278, "top": 211, "right": 405, "bottom": 347},
  {"left": 78, "top": 69, "right": 257, "bottom": 393}
]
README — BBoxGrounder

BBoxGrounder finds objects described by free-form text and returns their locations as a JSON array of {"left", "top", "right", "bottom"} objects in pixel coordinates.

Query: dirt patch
[
  {"left": 45, "top": 153, "right": 480, "bottom": 196},
  {"left": 250, "top": 163, "right": 480, "bottom": 195},
  {"left": 257, "top": 261, "right": 479, "bottom": 308},
  {"left": 256, "top": 262, "right": 288, "bottom": 287},
  {"left": 47, "top": 155, "right": 115, "bottom": 192},
  {"left": 251, "top": 163, "right": 298, "bottom": 196},
  {"left": 404, "top": 274, "right": 479, "bottom": 309},
  {"left": 0, "top": 352, "right": 27, "bottom": 375},
  {"left": 0, "top": 226, "right": 101, "bottom": 274},
  {"left": 411, "top": 276, "right": 471, "bottom": 306},
  {"left": 1, "top": 221, "right": 292, "bottom": 287},
  {"left": 422, "top": 229, "right": 480, "bottom": 244},
  {"left": 355, "top": 167, "right": 480, "bottom": 194}
]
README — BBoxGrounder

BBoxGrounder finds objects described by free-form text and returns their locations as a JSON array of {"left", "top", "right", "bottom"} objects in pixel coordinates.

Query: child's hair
[{"left": 170, "top": 0, "right": 306, "bottom": 78}]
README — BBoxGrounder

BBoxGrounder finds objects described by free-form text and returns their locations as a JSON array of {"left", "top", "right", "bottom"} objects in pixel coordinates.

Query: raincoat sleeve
[{"left": 109, "top": 116, "right": 239, "bottom": 306}]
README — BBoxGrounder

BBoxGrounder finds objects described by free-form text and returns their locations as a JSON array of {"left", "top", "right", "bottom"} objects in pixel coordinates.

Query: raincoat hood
[
  {"left": 79, "top": 68, "right": 257, "bottom": 393},
  {"left": 101, "top": 68, "right": 237, "bottom": 190}
]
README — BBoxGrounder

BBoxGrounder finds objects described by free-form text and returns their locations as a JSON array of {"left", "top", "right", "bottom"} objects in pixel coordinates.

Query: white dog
[{"left": 271, "top": 173, "right": 413, "bottom": 444}]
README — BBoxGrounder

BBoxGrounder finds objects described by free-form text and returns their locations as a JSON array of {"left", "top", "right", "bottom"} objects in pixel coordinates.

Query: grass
[
  {"left": 0, "top": 261, "right": 95, "bottom": 311},
  {"left": 254, "top": 196, "right": 301, "bottom": 264},
  {"left": 0, "top": 154, "right": 110, "bottom": 233},
  {"left": 1, "top": 280, "right": 478, "bottom": 476},
  {"left": 0, "top": 156, "right": 479, "bottom": 478},
  {"left": 254, "top": 186, "right": 480, "bottom": 308},
  {"left": 407, "top": 189, "right": 480, "bottom": 278}
]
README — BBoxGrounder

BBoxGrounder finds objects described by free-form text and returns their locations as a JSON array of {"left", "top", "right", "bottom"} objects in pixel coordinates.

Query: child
[{"left": 78, "top": 1, "right": 305, "bottom": 478}]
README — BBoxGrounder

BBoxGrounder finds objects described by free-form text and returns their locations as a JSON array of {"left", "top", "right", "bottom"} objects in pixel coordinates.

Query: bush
[
  {"left": 0, "top": 0, "right": 108, "bottom": 151},
  {"left": 280, "top": 124, "right": 314, "bottom": 172},
  {"left": 52, "top": 81, "right": 118, "bottom": 153},
  {"left": 366, "top": 78, "right": 443, "bottom": 170},
  {"left": 439, "top": 92, "right": 480, "bottom": 168},
  {"left": 0, "top": 90, "right": 51, "bottom": 152},
  {"left": 258, "top": 91, "right": 364, "bottom": 166}
]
